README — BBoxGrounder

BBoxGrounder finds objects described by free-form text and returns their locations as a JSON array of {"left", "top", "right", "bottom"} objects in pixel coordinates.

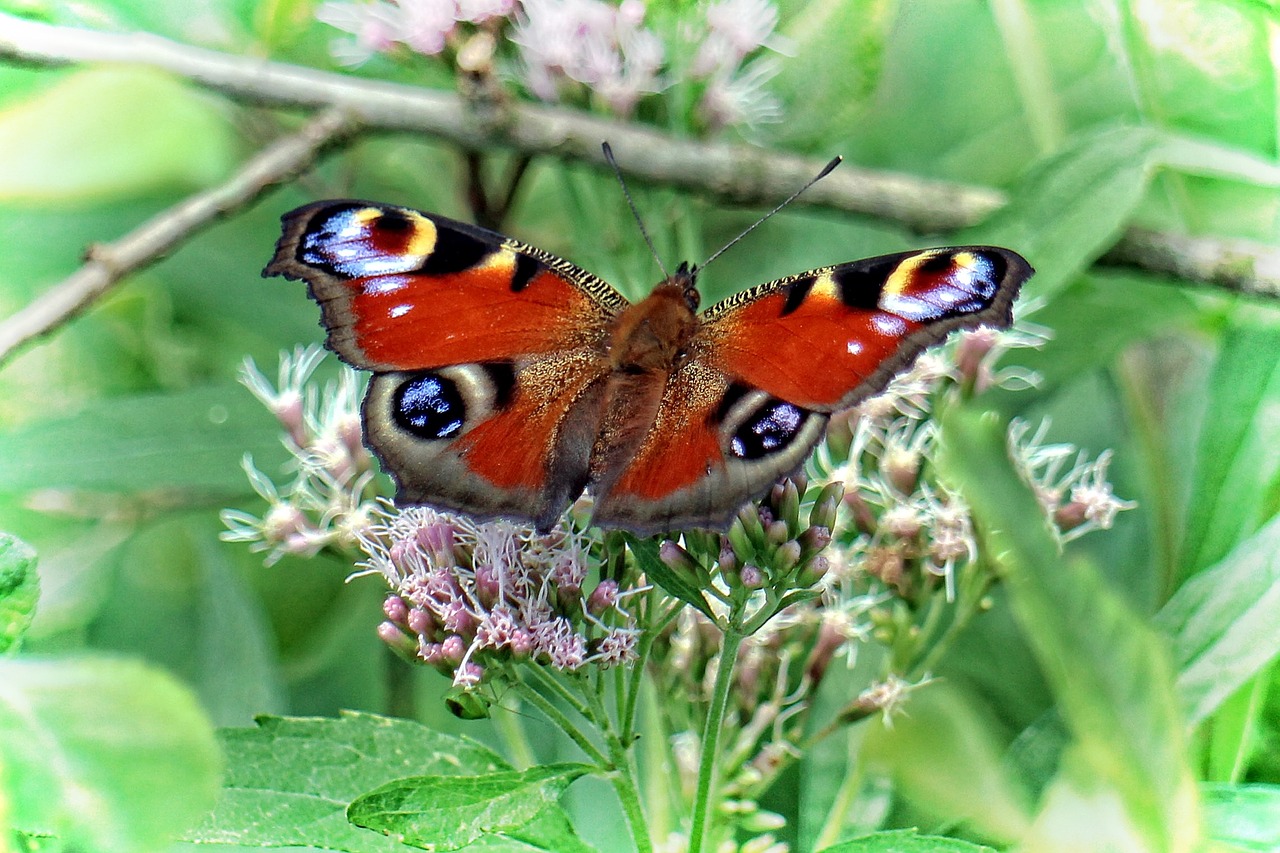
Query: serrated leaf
[
  {"left": 0, "top": 533, "right": 38, "bottom": 654},
  {"left": 0, "top": 656, "right": 219, "bottom": 853},
  {"left": 0, "top": 386, "right": 287, "bottom": 496},
  {"left": 954, "top": 125, "right": 1161, "bottom": 298},
  {"left": 1157, "top": 514, "right": 1280, "bottom": 724},
  {"left": 184, "top": 712, "right": 558, "bottom": 852},
  {"left": 935, "top": 407, "right": 1199, "bottom": 852},
  {"left": 348, "top": 763, "right": 592, "bottom": 852},
  {"left": 817, "top": 827, "right": 995, "bottom": 852},
  {"left": 1202, "top": 783, "right": 1280, "bottom": 851},
  {"left": 0, "top": 66, "right": 236, "bottom": 202},
  {"left": 623, "top": 535, "right": 715, "bottom": 621}
]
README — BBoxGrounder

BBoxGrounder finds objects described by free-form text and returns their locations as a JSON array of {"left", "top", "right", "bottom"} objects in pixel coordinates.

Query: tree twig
[
  {"left": 0, "top": 12, "right": 1277, "bottom": 299},
  {"left": 1101, "top": 228, "right": 1280, "bottom": 300},
  {"left": 0, "top": 11, "right": 1000, "bottom": 233},
  {"left": 0, "top": 107, "right": 357, "bottom": 366}
]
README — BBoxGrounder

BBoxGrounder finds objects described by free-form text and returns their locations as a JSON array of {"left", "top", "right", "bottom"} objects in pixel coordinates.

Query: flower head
[
  {"left": 512, "top": 0, "right": 665, "bottom": 114},
  {"left": 361, "top": 503, "right": 640, "bottom": 689}
]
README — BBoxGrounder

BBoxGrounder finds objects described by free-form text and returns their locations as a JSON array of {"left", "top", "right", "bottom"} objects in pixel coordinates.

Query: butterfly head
[
  {"left": 670, "top": 260, "right": 700, "bottom": 312},
  {"left": 606, "top": 264, "right": 705, "bottom": 373}
]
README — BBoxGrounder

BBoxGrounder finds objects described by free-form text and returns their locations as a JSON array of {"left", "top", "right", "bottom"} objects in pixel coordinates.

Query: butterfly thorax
[{"left": 606, "top": 270, "right": 700, "bottom": 374}]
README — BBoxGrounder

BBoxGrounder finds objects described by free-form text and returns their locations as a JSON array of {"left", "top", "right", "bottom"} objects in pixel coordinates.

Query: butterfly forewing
[
  {"left": 698, "top": 246, "right": 1029, "bottom": 411},
  {"left": 264, "top": 201, "right": 629, "bottom": 371}
]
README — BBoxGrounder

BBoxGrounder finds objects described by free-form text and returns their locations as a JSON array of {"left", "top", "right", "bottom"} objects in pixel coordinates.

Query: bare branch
[
  {"left": 1102, "top": 228, "right": 1280, "bottom": 300},
  {"left": 0, "top": 12, "right": 999, "bottom": 232},
  {"left": 1, "top": 12, "right": 1276, "bottom": 299},
  {"left": 0, "top": 108, "right": 357, "bottom": 366}
]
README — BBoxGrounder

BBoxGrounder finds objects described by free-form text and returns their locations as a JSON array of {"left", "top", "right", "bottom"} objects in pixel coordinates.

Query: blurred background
[{"left": 0, "top": 0, "right": 1277, "bottom": 851}]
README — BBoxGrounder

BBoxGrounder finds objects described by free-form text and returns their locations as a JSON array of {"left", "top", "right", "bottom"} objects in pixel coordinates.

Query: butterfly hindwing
[
  {"left": 591, "top": 359, "right": 829, "bottom": 533},
  {"left": 364, "top": 356, "right": 611, "bottom": 528}
]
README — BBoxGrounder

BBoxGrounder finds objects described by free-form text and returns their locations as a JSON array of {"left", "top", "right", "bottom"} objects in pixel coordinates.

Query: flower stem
[
  {"left": 493, "top": 697, "right": 536, "bottom": 770},
  {"left": 583, "top": 682, "right": 654, "bottom": 853},
  {"left": 512, "top": 678, "right": 608, "bottom": 765},
  {"left": 688, "top": 625, "right": 745, "bottom": 853}
]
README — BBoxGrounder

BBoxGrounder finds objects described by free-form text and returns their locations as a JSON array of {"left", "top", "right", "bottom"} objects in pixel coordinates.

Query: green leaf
[
  {"left": 348, "top": 764, "right": 592, "bottom": 852},
  {"left": 86, "top": 515, "right": 286, "bottom": 726},
  {"left": 1202, "top": 783, "right": 1280, "bottom": 851},
  {"left": 1157, "top": 514, "right": 1280, "bottom": 724},
  {"left": 185, "top": 712, "right": 551, "bottom": 852},
  {"left": 0, "top": 66, "right": 236, "bottom": 202},
  {"left": 817, "top": 828, "right": 996, "bottom": 852},
  {"left": 954, "top": 125, "right": 1161, "bottom": 299},
  {"left": 0, "top": 534, "right": 37, "bottom": 654},
  {"left": 1177, "top": 317, "right": 1280, "bottom": 577},
  {"left": 0, "top": 386, "right": 287, "bottom": 496},
  {"left": 985, "top": 271, "right": 1198, "bottom": 412},
  {"left": 0, "top": 655, "right": 220, "bottom": 853},
  {"left": 484, "top": 805, "right": 597, "bottom": 853},
  {"left": 623, "top": 535, "right": 716, "bottom": 621},
  {"left": 935, "top": 406, "right": 1199, "bottom": 853},
  {"left": 863, "top": 684, "right": 1034, "bottom": 843}
]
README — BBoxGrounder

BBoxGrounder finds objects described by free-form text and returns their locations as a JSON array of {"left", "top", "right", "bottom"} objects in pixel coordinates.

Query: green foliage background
[{"left": 0, "top": 0, "right": 1278, "bottom": 851}]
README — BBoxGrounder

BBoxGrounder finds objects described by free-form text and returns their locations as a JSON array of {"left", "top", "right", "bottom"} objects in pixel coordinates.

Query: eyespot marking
[
  {"left": 730, "top": 398, "right": 807, "bottom": 460},
  {"left": 393, "top": 372, "right": 465, "bottom": 441},
  {"left": 299, "top": 205, "right": 438, "bottom": 277}
]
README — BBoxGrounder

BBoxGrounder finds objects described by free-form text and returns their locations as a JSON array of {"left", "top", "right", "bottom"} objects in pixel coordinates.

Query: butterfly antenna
[
  {"left": 700, "top": 155, "right": 843, "bottom": 271},
  {"left": 602, "top": 142, "right": 670, "bottom": 280}
]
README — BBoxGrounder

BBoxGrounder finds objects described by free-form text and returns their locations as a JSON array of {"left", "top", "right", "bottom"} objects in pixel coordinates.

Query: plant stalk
[{"left": 688, "top": 626, "right": 745, "bottom": 853}]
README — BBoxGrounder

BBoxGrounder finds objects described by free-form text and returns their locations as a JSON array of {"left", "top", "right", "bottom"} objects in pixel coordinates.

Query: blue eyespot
[
  {"left": 394, "top": 373, "right": 465, "bottom": 440},
  {"left": 730, "top": 400, "right": 804, "bottom": 460}
]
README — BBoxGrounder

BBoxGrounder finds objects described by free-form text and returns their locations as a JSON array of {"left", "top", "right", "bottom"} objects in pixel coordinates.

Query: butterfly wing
[
  {"left": 265, "top": 201, "right": 628, "bottom": 527},
  {"left": 265, "top": 201, "right": 629, "bottom": 370},
  {"left": 698, "top": 247, "right": 1030, "bottom": 410},
  {"left": 590, "top": 247, "right": 1031, "bottom": 532},
  {"left": 589, "top": 359, "right": 830, "bottom": 533}
]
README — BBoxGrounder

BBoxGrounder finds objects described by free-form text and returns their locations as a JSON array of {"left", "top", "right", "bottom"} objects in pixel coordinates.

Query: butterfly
[{"left": 265, "top": 200, "right": 1031, "bottom": 534}]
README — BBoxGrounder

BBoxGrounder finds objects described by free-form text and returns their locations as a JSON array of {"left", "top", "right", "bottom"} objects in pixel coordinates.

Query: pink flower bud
[
  {"left": 440, "top": 635, "right": 466, "bottom": 664},
  {"left": 383, "top": 595, "right": 408, "bottom": 623},
  {"left": 588, "top": 579, "right": 619, "bottom": 615},
  {"left": 475, "top": 564, "right": 501, "bottom": 608},
  {"left": 407, "top": 607, "right": 436, "bottom": 638},
  {"left": 659, "top": 540, "right": 698, "bottom": 574}
]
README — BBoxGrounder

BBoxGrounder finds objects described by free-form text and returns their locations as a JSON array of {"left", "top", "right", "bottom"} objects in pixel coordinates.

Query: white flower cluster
[{"left": 219, "top": 346, "right": 379, "bottom": 565}]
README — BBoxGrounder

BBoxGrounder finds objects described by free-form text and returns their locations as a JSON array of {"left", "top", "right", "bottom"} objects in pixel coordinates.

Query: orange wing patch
[
  {"left": 599, "top": 361, "right": 727, "bottom": 500},
  {"left": 454, "top": 351, "right": 607, "bottom": 490},
  {"left": 349, "top": 266, "right": 606, "bottom": 369},
  {"left": 699, "top": 248, "right": 1026, "bottom": 412}
]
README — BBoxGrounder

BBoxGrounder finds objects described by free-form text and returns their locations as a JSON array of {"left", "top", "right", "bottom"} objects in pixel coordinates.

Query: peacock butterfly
[{"left": 265, "top": 193, "right": 1031, "bottom": 534}]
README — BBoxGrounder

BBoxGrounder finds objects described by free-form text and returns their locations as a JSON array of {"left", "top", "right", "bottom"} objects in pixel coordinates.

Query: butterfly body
[{"left": 265, "top": 201, "right": 1031, "bottom": 533}]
